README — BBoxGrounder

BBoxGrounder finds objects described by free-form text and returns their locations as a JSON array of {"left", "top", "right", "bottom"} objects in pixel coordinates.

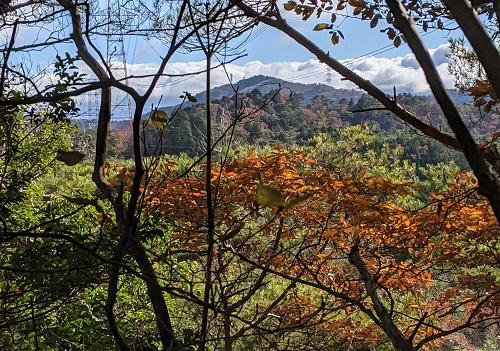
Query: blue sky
[
  {"left": 4, "top": 4, "right": 459, "bottom": 116},
  {"left": 128, "top": 9, "right": 454, "bottom": 65}
]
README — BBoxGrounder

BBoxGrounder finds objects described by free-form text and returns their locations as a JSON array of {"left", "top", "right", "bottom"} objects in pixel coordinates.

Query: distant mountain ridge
[
  {"left": 186, "top": 75, "right": 363, "bottom": 105},
  {"left": 136, "top": 74, "right": 474, "bottom": 117}
]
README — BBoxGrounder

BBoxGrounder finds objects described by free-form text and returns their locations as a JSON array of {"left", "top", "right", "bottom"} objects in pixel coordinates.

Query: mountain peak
[{"left": 193, "top": 74, "right": 361, "bottom": 104}]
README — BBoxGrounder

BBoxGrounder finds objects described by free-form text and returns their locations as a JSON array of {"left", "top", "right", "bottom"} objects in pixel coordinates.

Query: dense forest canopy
[
  {"left": 0, "top": 1, "right": 499, "bottom": 350},
  {"left": 92, "top": 85, "right": 493, "bottom": 164}
]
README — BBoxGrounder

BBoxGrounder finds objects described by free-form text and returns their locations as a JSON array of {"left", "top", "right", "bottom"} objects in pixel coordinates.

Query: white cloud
[
  {"left": 147, "top": 44, "right": 451, "bottom": 95},
  {"left": 400, "top": 44, "right": 450, "bottom": 69},
  {"left": 344, "top": 44, "right": 453, "bottom": 93}
]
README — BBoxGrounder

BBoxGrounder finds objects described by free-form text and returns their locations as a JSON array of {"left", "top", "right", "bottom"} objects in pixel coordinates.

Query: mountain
[
  {"left": 96, "top": 74, "right": 497, "bottom": 159},
  {"left": 187, "top": 75, "right": 363, "bottom": 105},
  {"left": 157, "top": 75, "right": 472, "bottom": 114}
]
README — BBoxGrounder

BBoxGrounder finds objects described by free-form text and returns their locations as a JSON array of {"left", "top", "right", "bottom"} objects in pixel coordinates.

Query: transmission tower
[
  {"left": 326, "top": 68, "right": 332, "bottom": 84},
  {"left": 106, "top": 0, "right": 132, "bottom": 120},
  {"left": 79, "top": 0, "right": 134, "bottom": 121}
]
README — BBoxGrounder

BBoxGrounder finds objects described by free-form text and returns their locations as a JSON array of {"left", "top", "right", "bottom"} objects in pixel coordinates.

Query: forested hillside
[{"left": 89, "top": 82, "right": 496, "bottom": 169}]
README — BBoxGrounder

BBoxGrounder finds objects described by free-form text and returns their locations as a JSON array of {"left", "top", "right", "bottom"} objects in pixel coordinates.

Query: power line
[{"left": 281, "top": 20, "right": 453, "bottom": 84}]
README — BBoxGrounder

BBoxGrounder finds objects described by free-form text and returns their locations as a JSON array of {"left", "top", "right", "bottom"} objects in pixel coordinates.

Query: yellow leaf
[
  {"left": 151, "top": 110, "right": 168, "bottom": 129},
  {"left": 257, "top": 183, "right": 283, "bottom": 208},
  {"left": 313, "top": 23, "right": 330, "bottom": 31}
]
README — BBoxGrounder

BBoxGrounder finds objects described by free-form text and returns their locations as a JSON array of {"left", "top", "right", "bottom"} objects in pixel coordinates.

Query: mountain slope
[{"left": 191, "top": 75, "right": 363, "bottom": 104}]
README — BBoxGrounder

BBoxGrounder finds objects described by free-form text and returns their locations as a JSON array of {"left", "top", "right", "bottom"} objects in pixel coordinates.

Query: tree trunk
[
  {"left": 386, "top": 0, "right": 500, "bottom": 223},
  {"left": 223, "top": 314, "right": 233, "bottom": 351},
  {"left": 129, "top": 239, "right": 177, "bottom": 350},
  {"left": 348, "top": 245, "right": 416, "bottom": 351}
]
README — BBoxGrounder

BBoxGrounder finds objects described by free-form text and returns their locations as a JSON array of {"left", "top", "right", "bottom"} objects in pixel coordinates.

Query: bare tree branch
[
  {"left": 348, "top": 244, "right": 415, "bottom": 351},
  {"left": 234, "top": 1, "right": 462, "bottom": 151},
  {"left": 442, "top": 0, "right": 500, "bottom": 98},
  {"left": 387, "top": 0, "right": 500, "bottom": 223}
]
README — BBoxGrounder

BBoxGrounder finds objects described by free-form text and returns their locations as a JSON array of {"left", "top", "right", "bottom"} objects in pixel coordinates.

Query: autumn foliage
[{"left": 142, "top": 148, "right": 500, "bottom": 349}]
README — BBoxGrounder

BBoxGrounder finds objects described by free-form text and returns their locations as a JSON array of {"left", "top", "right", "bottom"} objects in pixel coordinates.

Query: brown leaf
[
  {"left": 394, "top": 36, "right": 402, "bottom": 48},
  {"left": 331, "top": 33, "right": 339, "bottom": 45}
]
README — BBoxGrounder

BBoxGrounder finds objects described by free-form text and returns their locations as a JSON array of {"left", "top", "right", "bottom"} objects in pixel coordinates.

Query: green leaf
[
  {"left": 313, "top": 23, "right": 330, "bottom": 31},
  {"left": 63, "top": 196, "right": 98, "bottom": 207},
  {"left": 285, "top": 193, "right": 313, "bottom": 208},
  {"left": 56, "top": 151, "right": 85, "bottom": 166},
  {"left": 257, "top": 183, "right": 283, "bottom": 208}
]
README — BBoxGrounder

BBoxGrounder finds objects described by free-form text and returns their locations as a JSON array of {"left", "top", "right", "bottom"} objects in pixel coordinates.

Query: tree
[
  {"left": 146, "top": 146, "right": 499, "bottom": 350},
  {"left": 234, "top": 0, "right": 500, "bottom": 222},
  {"left": 1, "top": 0, "right": 499, "bottom": 350},
  {"left": 0, "top": 56, "right": 102, "bottom": 349},
  {"left": 448, "top": 37, "right": 499, "bottom": 112},
  {"left": 0, "top": 1, "right": 255, "bottom": 349}
]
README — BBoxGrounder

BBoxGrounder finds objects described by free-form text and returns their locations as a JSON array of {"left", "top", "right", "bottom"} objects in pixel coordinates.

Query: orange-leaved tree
[
  {"left": 234, "top": 0, "right": 500, "bottom": 222},
  {"left": 144, "top": 148, "right": 499, "bottom": 350}
]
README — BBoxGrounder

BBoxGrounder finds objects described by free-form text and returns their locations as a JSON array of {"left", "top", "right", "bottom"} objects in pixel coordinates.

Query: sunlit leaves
[
  {"left": 142, "top": 146, "right": 498, "bottom": 348},
  {"left": 256, "top": 183, "right": 313, "bottom": 209},
  {"left": 313, "top": 23, "right": 330, "bottom": 31}
]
